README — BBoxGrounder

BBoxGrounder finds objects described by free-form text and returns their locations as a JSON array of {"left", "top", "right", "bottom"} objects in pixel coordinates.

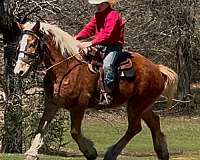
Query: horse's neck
[{"left": 44, "top": 41, "right": 64, "bottom": 68}]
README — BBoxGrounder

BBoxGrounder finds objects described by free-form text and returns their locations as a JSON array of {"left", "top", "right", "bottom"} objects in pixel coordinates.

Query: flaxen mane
[{"left": 23, "top": 22, "right": 82, "bottom": 57}]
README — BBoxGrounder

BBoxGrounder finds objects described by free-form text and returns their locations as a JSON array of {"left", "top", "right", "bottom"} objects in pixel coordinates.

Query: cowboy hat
[{"left": 88, "top": 0, "right": 118, "bottom": 5}]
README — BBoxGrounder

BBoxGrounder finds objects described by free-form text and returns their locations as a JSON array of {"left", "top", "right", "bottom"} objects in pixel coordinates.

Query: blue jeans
[{"left": 97, "top": 45, "right": 122, "bottom": 94}]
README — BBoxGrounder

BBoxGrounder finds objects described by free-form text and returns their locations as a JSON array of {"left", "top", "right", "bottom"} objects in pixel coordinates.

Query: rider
[{"left": 75, "top": 0, "right": 125, "bottom": 105}]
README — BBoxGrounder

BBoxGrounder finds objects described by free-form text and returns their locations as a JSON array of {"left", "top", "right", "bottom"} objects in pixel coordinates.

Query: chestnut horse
[{"left": 14, "top": 21, "right": 177, "bottom": 160}]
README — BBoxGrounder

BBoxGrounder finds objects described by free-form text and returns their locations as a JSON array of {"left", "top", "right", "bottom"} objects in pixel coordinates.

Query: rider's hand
[
  {"left": 81, "top": 41, "right": 92, "bottom": 48},
  {"left": 73, "top": 35, "right": 78, "bottom": 40}
]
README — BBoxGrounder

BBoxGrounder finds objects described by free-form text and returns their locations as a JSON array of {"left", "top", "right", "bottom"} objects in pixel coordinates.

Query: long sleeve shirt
[{"left": 76, "top": 7, "right": 125, "bottom": 46}]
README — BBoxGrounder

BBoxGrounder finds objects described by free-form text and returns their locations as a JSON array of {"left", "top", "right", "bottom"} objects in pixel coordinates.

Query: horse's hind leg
[
  {"left": 142, "top": 109, "right": 169, "bottom": 160},
  {"left": 70, "top": 107, "right": 97, "bottom": 160},
  {"left": 103, "top": 103, "right": 142, "bottom": 160},
  {"left": 25, "top": 101, "right": 58, "bottom": 160}
]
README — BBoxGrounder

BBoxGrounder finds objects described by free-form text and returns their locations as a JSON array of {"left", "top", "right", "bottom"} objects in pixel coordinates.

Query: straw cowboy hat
[{"left": 88, "top": 0, "right": 118, "bottom": 5}]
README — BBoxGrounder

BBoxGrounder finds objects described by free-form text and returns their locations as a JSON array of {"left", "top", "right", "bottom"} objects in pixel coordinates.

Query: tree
[
  {"left": 134, "top": 0, "right": 197, "bottom": 111},
  {"left": 0, "top": 0, "right": 22, "bottom": 153},
  {"left": 174, "top": 1, "right": 195, "bottom": 101}
]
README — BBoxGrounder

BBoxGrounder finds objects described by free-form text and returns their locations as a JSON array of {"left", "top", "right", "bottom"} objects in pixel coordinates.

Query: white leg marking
[{"left": 25, "top": 133, "right": 43, "bottom": 157}]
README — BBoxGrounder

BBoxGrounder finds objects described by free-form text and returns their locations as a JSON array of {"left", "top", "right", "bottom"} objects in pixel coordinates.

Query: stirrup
[
  {"left": 99, "top": 90, "right": 113, "bottom": 105},
  {"left": 100, "top": 90, "right": 107, "bottom": 102}
]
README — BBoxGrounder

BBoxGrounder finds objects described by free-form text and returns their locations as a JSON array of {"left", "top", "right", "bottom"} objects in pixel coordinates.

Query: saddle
[
  {"left": 117, "top": 51, "right": 135, "bottom": 80},
  {"left": 84, "top": 47, "right": 135, "bottom": 81},
  {"left": 83, "top": 47, "right": 136, "bottom": 104}
]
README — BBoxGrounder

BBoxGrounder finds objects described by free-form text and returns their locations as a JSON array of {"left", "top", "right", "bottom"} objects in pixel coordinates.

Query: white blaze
[
  {"left": 14, "top": 35, "right": 30, "bottom": 75},
  {"left": 19, "top": 34, "right": 29, "bottom": 52}
]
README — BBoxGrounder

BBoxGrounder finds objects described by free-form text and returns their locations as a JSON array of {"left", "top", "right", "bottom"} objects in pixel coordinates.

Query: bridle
[
  {"left": 17, "top": 30, "right": 44, "bottom": 64},
  {"left": 17, "top": 29, "right": 88, "bottom": 73}
]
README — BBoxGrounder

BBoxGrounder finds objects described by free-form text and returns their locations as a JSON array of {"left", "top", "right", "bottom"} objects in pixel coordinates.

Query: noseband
[{"left": 18, "top": 30, "right": 44, "bottom": 64}]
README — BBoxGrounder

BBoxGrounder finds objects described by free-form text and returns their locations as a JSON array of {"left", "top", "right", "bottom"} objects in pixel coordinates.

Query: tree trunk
[
  {"left": 0, "top": 0, "right": 22, "bottom": 153},
  {"left": 176, "top": 37, "right": 192, "bottom": 99},
  {"left": 175, "top": 1, "right": 195, "bottom": 113}
]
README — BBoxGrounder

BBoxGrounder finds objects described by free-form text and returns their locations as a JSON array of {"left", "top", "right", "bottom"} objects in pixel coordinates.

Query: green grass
[
  {"left": 1, "top": 116, "right": 200, "bottom": 160},
  {"left": 0, "top": 154, "right": 157, "bottom": 160}
]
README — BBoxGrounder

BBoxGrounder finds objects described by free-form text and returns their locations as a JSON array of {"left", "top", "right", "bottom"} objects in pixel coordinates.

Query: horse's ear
[
  {"left": 16, "top": 22, "right": 24, "bottom": 30},
  {"left": 32, "top": 21, "right": 40, "bottom": 32}
]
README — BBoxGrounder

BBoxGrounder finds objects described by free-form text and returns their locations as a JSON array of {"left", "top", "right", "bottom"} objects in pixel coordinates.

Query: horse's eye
[{"left": 29, "top": 44, "right": 35, "bottom": 48}]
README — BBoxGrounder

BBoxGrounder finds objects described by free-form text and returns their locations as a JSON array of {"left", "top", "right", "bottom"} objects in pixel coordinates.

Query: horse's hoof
[
  {"left": 86, "top": 154, "right": 97, "bottom": 160},
  {"left": 24, "top": 155, "right": 39, "bottom": 160},
  {"left": 84, "top": 147, "right": 98, "bottom": 160},
  {"left": 103, "top": 150, "right": 117, "bottom": 160},
  {"left": 85, "top": 150, "right": 98, "bottom": 160}
]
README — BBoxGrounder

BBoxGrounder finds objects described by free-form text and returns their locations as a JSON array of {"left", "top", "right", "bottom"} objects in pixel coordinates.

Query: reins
[
  {"left": 20, "top": 28, "right": 88, "bottom": 74},
  {"left": 43, "top": 49, "right": 87, "bottom": 73}
]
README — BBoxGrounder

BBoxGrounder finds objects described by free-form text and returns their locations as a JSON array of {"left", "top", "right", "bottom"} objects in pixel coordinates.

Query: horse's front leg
[
  {"left": 25, "top": 101, "right": 58, "bottom": 160},
  {"left": 70, "top": 107, "right": 97, "bottom": 160}
]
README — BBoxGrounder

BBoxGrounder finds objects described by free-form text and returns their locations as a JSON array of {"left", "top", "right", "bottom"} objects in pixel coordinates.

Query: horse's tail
[{"left": 158, "top": 64, "right": 178, "bottom": 109}]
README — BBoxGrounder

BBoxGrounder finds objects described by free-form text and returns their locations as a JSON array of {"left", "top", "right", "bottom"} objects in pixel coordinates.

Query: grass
[{"left": 1, "top": 116, "right": 200, "bottom": 160}]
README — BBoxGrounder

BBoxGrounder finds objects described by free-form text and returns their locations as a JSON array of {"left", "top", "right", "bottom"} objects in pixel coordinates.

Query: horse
[{"left": 14, "top": 21, "right": 177, "bottom": 160}]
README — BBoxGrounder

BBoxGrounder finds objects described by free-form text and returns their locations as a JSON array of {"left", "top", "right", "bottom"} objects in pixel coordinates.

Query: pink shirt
[{"left": 76, "top": 7, "right": 125, "bottom": 46}]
